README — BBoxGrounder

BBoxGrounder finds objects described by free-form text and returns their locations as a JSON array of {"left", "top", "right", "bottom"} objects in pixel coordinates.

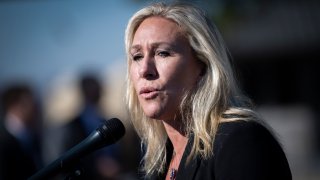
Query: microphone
[{"left": 28, "top": 118, "right": 125, "bottom": 180}]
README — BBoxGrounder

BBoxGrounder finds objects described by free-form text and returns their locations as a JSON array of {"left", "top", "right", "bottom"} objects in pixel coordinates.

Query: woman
[{"left": 125, "top": 2, "right": 291, "bottom": 180}]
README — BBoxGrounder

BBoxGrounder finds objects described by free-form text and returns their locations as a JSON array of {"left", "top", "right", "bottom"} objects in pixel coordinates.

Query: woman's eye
[
  {"left": 157, "top": 51, "right": 170, "bottom": 58},
  {"left": 132, "top": 54, "right": 143, "bottom": 61}
]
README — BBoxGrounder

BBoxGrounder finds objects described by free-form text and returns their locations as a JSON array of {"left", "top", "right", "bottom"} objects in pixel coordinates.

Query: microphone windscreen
[{"left": 97, "top": 118, "right": 125, "bottom": 145}]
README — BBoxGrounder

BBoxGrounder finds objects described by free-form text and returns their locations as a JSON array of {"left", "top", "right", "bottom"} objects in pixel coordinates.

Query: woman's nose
[{"left": 138, "top": 56, "right": 158, "bottom": 80}]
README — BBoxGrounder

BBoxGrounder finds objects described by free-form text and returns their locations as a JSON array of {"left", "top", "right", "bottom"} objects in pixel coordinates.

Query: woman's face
[{"left": 130, "top": 17, "right": 202, "bottom": 120}]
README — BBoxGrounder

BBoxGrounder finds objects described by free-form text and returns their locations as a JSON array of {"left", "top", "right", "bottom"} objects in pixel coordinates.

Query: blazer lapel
[{"left": 176, "top": 135, "right": 201, "bottom": 180}]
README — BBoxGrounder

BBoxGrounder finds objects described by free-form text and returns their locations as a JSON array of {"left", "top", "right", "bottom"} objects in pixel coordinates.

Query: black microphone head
[{"left": 97, "top": 118, "right": 125, "bottom": 145}]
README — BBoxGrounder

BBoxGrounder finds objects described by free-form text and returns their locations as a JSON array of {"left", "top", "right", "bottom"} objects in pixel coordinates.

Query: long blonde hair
[{"left": 125, "top": 2, "right": 258, "bottom": 177}]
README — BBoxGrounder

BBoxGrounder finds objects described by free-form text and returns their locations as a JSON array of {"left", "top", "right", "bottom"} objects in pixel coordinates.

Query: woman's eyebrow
[
  {"left": 131, "top": 42, "right": 179, "bottom": 52},
  {"left": 130, "top": 45, "right": 141, "bottom": 53}
]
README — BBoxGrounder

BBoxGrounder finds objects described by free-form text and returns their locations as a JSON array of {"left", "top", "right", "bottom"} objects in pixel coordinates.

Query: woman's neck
[
  {"left": 163, "top": 119, "right": 188, "bottom": 180},
  {"left": 162, "top": 120, "right": 188, "bottom": 159}
]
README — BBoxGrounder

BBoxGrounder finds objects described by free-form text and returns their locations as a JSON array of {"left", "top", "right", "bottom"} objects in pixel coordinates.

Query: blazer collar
[
  {"left": 175, "top": 134, "right": 201, "bottom": 180},
  {"left": 156, "top": 135, "right": 201, "bottom": 180}
]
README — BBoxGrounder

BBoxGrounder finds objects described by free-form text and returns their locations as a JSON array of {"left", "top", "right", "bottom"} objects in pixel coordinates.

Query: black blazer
[{"left": 149, "top": 120, "right": 292, "bottom": 180}]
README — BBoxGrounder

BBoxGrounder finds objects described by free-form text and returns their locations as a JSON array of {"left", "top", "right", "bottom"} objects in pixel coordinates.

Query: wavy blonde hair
[{"left": 125, "top": 2, "right": 258, "bottom": 177}]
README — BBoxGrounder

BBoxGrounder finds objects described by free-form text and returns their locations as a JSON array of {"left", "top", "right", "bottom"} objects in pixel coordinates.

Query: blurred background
[{"left": 0, "top": 0, "right": 319, "bottom": 179}]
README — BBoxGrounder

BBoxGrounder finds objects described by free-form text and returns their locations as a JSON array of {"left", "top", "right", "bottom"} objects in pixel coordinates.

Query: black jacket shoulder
[{"left": 177, "top": 120, "right": 292, "bottom": 180}]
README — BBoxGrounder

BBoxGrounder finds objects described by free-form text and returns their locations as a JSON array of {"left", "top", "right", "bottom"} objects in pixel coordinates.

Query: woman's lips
[{"left": 139, "top": 87, "right": 159, "bottom": 99}]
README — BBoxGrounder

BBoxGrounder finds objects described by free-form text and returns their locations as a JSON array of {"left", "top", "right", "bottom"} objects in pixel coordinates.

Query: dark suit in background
[
  {"left": 0, "top": 84, "right": 42, "bottom": 180},
  {"left": 0, "top": 124, "right": 38, "bottom": 180}
]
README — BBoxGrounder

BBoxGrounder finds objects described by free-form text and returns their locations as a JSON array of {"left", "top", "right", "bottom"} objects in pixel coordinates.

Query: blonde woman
[{"left": 125, "top": 2, "right": 291, "bottom": 180}]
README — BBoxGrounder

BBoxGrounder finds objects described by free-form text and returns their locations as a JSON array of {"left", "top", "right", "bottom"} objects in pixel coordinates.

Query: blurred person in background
[
  {"left": 51, "top": 73, "right": 122, "bottom": 179},
  {"left": 0, "top": 84, "right": 42, "bottom": 179},
  {"left": 125, "top": 2, "right": 292, "bottom": 180}
]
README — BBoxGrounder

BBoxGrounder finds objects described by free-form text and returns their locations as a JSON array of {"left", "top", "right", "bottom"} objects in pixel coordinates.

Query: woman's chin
[
  {"left": 144, "top": 109, "right": 174, "bottom": 121},
  {"left": 144, "top": 111, "right": 162, "bottom": 120},
  {"left": 141, "top": 102, "right": 176, "bottom": 120}
]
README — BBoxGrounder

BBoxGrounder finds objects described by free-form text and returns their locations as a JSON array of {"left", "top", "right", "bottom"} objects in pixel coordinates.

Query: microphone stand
[
  {"left": 28, "top": 118, "right": 125, "bottom": 180},
  {"left": 28, "top": 132, "right": 100, "bottom": 179}
]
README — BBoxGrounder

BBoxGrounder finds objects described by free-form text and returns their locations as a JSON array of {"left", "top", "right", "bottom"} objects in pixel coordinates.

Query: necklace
[
  {"left": 169, "top": 151, "right": 177, "bottom": 180},
  {"left": 170, "top": 168, "right": 177, "bottom": 180}
]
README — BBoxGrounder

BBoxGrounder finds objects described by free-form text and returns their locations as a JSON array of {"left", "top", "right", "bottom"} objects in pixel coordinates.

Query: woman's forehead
[{"left": 131, "top": 17, "right": 186, "bottom": 47}]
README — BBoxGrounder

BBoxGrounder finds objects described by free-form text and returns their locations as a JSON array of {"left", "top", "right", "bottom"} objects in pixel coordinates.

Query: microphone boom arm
[{"left": 28, "top": 118, "right": 125, "bottom": 180}]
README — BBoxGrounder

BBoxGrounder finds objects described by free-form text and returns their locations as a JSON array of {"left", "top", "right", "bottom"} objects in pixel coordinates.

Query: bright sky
[{"left": 0, "top": 0, "right": 144, "bottom": 91}]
